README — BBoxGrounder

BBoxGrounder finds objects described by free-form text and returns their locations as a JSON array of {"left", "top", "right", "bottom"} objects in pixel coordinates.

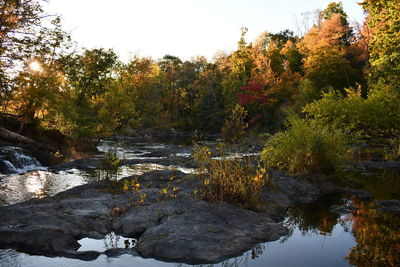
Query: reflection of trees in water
[
  {"left": 173, "top": 244, "right": 265, "bottom": 267},
  {"left": 344, "top": 169, "right": 400, "bottom": 200},
  {"left": 283, "top": 193, "right": 347, "bottom": 238},
  {"left": 102, "top": 232, "right": 136, "bottom": 250},
  {"left": 347, "top": 199, "right": 400, "bottom": 267},
  {"left": 103, "top": 232, "right": 121, "bottom": 249},
  {"left": 282, "top": 193, "right": 400, "bottom": 266}
]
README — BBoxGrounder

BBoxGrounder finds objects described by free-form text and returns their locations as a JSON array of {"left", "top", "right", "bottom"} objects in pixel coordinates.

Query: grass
[{"left": 193, "top": 143, "right": 268, "bottom": 211}]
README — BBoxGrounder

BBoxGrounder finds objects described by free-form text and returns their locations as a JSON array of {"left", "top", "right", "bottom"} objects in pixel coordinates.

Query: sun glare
[{"left": 28, "top": 61, "right": 43, "bottom": 72}]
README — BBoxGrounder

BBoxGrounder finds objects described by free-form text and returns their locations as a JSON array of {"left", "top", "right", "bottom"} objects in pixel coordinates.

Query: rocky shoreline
[
  {"left": 1, "top": 136, "right": 400, "bottom": 264},
  {"left": 1, "top": 165, "right": 393, "bottom": 264}
]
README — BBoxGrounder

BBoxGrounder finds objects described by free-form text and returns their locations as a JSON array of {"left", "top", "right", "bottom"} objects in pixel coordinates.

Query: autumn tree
[
  {"left": 298, "top": 12, "right": 358, "bottom": 94},
  {"left": 119, "top": 56, "right": 164, "bottom": 127},
  {"left": 0, "top": 0, "right": 62, "bottom": 110},
  {"left": 7, "top": 17, "right": 72, "bottom": 133}
]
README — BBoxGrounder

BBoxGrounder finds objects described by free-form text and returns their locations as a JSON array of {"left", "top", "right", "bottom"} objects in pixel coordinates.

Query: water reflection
[
  {"left": 347, "top": 199, "right": 400, "bottom": 267},
  {"left": 284, "top": 194, "right": 350, "bottom": 236},
  {"left": 0, "top": 169, "right": 93, "bottom": 205},
  {"left": 0, "top": 163, "right": 196, "bottom": 205},
  {"left": 78, "top": 232, "right": 136, "bottom": 252},
  {"left": 343, "top": 169, "right": 400, "bottom": 200},
  {"left": 2, "top": 193, "right": 399, "bottom": 267}
]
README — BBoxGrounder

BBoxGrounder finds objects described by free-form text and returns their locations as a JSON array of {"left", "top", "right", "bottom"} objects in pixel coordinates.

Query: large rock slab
[
  {"left": 0, "top": 170, "right": 360, "bottom": 264},
  {"left": 0, "top": 171, "right": 287, "bottom": 263}
]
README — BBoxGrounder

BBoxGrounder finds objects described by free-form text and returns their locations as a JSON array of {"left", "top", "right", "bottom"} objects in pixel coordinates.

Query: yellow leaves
[
  {"left": 139, "top": 193, "right": 147, "bottom": 204},
  {"left": 123, "top": 178, "right": 141, "bottom": 192},
  {"left": 253, "top": 168, "right": 267, "bottom": 183},
  {"left": 298, "top": 13, "right": 350, "bottom": 55},
  {"left": 123, "top": 180, "right": 129, "bottom": 192}
]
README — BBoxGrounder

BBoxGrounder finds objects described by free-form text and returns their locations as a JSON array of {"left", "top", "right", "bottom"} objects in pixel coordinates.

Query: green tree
[
  {"left": 57, "top": 48, "right": 120, "bottom": 138},
  {"left": 361, "top": 0, "right": 400, "bottom": 88},
  {"left": 221, "top": 28, "right": 253, "bottom": 114}
]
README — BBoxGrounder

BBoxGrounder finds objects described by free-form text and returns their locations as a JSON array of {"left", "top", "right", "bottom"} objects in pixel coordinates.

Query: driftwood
[{"left": 0, "top": 127, "right": 57, "bottom": 152}]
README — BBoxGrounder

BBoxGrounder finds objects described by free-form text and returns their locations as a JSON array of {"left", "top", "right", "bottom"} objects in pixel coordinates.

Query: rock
[
  {"left": 0, "top": 172, "right": 286, "bottom": 263},
  {"left": 359, "top": 161, "right": 400, "bottom": 171},
  {"left": 0, "top": 168, "right": 380, "bottom": 264},
  {"left": 50, "top": 158, "right": 102, "bottom": 171},
  {"left": 341, "top": 188, "right": 374, "bottom": 200},
  {"left": 330, "top": 204, "right": 357, "bottom": 214},
  {"left": 374, "top": 200, "right": 400, "bottom": 212},
  {"left": 135, "top": 197, "right": 287, "bottom": 264}
]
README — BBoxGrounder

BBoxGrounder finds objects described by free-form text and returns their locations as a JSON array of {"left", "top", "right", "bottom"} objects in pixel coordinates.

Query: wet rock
[
  {"left": 50, "top": 158, "right": 102, "bottom": 171},
  {"left": 340, "top": 188, "right": 374, "bottom": 200},
  {"left": 374, "top": 200, "right": 400, "bottom": 212},
  {"left": 0, "top": 168, "right": 379, "bottom": 264},
  {"left": 359, "top": 161, "right": 400, "bottom": 171},
  {"left": 135, "top": 197, "right": 288, "bottom": 264},
  {"left": 330, "top": 204, "right": 357, "bottom": 214},
  {"left": 0, "top": 171, "right": 286, "bottom": 263}
]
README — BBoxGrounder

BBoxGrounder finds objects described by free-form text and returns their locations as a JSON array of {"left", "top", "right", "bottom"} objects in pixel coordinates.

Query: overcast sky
[{"left": 45, "top": 0, "right": 365, "bottom": 61}]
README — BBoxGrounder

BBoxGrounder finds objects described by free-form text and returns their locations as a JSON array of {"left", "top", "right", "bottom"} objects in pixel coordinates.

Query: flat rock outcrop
[{"left": 0, "top": 169, "right": 377, "bottom": 264}]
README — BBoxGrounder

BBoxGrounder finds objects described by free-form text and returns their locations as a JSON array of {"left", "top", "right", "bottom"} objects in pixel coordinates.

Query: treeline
[{"left": 0, "top": 0, "right": 398, "bottom": 154}]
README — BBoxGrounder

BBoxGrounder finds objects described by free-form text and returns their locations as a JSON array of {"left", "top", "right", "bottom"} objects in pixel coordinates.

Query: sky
[{"left": 44, "top": 0, "right": 365, "bottom": 62}]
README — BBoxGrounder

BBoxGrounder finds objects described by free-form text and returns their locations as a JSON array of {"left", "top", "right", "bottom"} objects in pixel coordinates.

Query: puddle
[{"left": 78, "top": 233, "right": 136, "bottom": 252}]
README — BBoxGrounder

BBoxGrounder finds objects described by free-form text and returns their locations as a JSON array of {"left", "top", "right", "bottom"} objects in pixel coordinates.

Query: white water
[{"left": 0, "top": 147, "right": 45, "bottom": 175}]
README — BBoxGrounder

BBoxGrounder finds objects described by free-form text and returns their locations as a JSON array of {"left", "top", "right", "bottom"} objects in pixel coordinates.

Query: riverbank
[{"left": 2, "top": 164, "right": 396, "bottom": 264}]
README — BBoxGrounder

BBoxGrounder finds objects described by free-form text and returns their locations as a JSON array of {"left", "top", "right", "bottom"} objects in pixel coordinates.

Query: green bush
[
  {"left": 193, "top": 144, "right": 267, "bottom": 210},
  {"left": 261, "top": 116, "right": 346, "bottom": 175},
  {"left": 303, "top": 84, "right": 400, "bottom": 159},
  {"left": 305, "top": 86, "right": 400, "bottom": 140}
]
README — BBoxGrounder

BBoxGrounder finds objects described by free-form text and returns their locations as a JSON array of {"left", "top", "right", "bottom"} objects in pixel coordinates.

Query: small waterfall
[{"left": 0, "top": 146, "right": 43, "bottom": 174}]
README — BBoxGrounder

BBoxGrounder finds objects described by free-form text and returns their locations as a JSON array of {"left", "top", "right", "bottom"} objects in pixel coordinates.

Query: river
[{"left": 0, "top": 139, "right": 399, "bottom": 267}]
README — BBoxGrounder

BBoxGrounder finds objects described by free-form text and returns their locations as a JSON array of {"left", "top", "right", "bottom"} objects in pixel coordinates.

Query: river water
[{"left": 0, "top": 140, "right": 399, "bottom": 267}]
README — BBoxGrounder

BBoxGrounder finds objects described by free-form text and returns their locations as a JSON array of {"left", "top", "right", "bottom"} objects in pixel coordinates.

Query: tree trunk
[{"left": 0, "top": 127, "right": 57, "bottom": 152}]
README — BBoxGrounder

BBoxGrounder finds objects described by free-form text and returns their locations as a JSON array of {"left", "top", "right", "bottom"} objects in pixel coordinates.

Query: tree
[
  {"left": 221, "top": 27, "right": 253, "bottom": 114},
  {"left": 298, "top": 13, "right": 358, "bottom": 93},
  {"left": 192, "top": 65, "right": 225, "bottom": 132},
  {"left": 62, "top": 48, "right": 118, "bottom": 101},
  {"left": 120, "top": 56, "right": 164, "bottom": 127},
  {"left": 0, "top": 0, "right": 61, "bottom": 110},
  {"left": 55, "top": 48, "right": 120, "bottom": 138},
  {"left": 360, "top": 0, "right": 400, "bottom": 88}
]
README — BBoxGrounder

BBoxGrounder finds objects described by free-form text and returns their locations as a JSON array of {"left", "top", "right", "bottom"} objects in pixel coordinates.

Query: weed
[{"left": 193, "top": 143, "right": 268, "bottom": 211}]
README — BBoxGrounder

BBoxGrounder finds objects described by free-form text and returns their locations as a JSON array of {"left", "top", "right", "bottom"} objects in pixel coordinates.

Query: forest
[
  {"left": 1, "top": 1, "right": 399, "bottom": 167},
  {"left": 0, "top": 1, "right": 399, "bottom": 266}
]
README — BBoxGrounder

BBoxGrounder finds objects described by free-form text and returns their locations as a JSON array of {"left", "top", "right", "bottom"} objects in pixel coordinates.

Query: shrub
[
  {"left": 303, "top": 85, "right": 400, "bottom": 160},
  {"left": 304, "top": 86, "right": 400, "bottom": 146},
  {"left": 221, "top": 104, "right": 248, "bottom": 143},
  {"left": 261, "top": 116, "right": 346, "bottom": 175},
  {"left": 100, "top": 148, "right": 120, "bottom": 180},
  {"left": 193, "top": 144, "right": 267, "bottom": 210}
]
